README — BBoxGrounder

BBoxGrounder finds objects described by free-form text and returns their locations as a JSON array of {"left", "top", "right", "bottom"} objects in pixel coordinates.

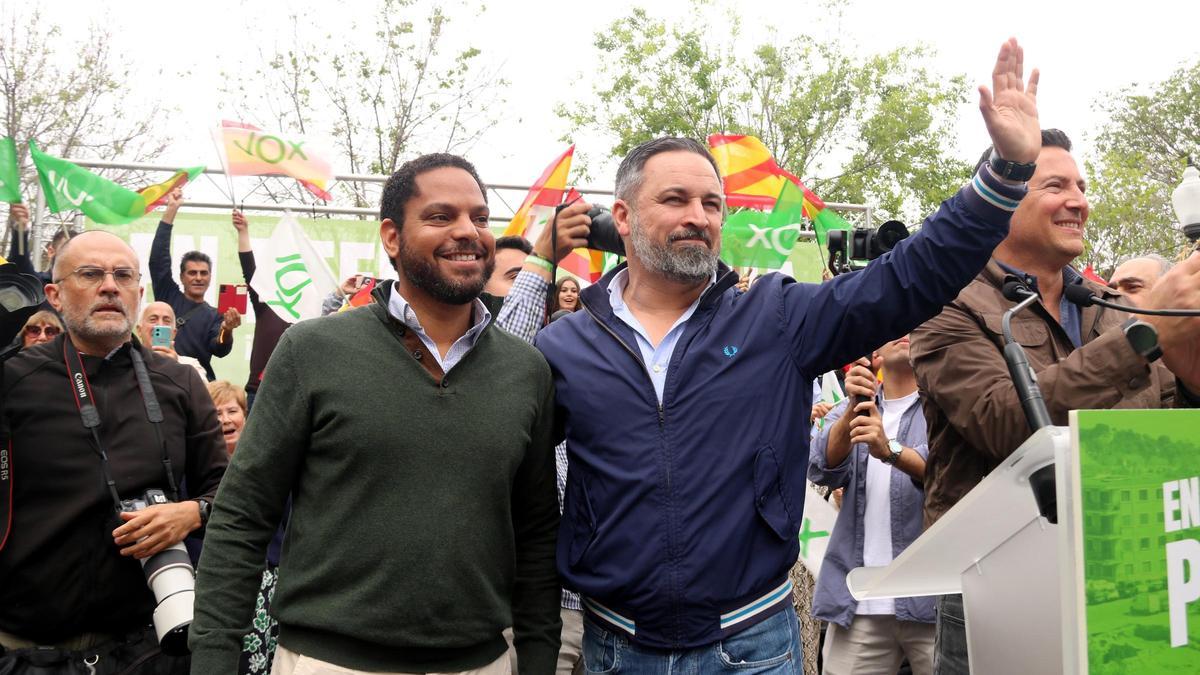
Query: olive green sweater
[{"left": 190, "top": 290, "right": 561, "bottom": 673}]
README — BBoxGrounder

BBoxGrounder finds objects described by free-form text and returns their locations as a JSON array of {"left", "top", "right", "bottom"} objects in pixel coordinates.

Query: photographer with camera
[{"left": 0, "top": 231, "right": 228, "bottom": 673}]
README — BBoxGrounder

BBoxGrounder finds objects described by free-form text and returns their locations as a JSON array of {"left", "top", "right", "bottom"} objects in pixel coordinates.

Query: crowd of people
[{"left": 0, "top": 37, "right": 1198, "bottom": 675}]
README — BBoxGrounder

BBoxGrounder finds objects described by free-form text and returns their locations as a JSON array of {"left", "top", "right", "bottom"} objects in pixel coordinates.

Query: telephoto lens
[{"left": 120, "top": 490, "right": 195, "bottom": 655}]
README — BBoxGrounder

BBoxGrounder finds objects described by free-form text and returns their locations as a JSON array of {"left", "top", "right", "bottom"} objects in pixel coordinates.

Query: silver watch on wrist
[{"left": 883, "top": 439, "right": 903, "bottom": 465}]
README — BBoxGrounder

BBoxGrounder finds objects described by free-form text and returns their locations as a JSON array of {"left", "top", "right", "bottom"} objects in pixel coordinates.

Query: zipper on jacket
[{"left": 581, "top": 302, "right": 658, "bottom": 387}]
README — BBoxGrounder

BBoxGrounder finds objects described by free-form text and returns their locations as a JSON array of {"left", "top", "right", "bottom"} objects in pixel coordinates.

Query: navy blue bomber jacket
[{"left": 533, "top": 167, "right": 1027, "bottom": 650}]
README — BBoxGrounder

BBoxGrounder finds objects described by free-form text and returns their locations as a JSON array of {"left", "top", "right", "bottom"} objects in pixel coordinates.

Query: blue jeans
[
  {"left": 933, "top": 594, "right": 968, "bottom": 674},
  {"left": 581, "top": 607, "right": 802, "bottom": 674}
]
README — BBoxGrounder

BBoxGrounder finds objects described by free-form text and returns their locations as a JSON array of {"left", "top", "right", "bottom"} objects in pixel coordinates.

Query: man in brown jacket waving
[{"left": 910, "top": 128, "right": 1200, "bottom": 673}]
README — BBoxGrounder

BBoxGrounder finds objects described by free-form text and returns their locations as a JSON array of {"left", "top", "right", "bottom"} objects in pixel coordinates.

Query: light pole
[{"left": 1171, "top": 157, "right": 1200, "bottom": 245}]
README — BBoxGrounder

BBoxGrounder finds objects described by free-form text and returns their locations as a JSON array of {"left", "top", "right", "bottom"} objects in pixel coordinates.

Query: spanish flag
[
  {"left": 138, "top": 167, "right": 205, "bottom": 212},
  {"left": 708, "top": 134, "right": 851, "bottom": 246},
  {"left": 502, "top": 145, "right": 574, "bottom": 243}
]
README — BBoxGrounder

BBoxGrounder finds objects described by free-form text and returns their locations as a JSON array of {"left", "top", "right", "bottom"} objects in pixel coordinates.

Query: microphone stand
[{"left": 1000, "top": 277, "right": 1057, "bottom": 523}]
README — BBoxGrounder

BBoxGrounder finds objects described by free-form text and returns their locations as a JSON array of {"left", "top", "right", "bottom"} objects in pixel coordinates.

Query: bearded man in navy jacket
[{"left": 533, "top": 38, "right": 1043, "bottom": 671}]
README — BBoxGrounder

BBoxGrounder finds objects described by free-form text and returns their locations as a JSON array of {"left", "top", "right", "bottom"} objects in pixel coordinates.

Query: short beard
[
  {"left": 397, "top": 239, "right": 495, "bottom": 306},
  {"left": 627, "top": 210, "right": 717, "bottom": 284},
  {"left": 61, "top": 296, "right": 134, "bottom": 349}
]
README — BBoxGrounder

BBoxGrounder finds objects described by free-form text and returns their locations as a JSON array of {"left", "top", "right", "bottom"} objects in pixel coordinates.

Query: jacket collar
[
  {"left": 580, "top": 260, "right": 739, "bottom": 320},
  {"left": 979, "top": 258, "right": 1119, "bottom": 341}
]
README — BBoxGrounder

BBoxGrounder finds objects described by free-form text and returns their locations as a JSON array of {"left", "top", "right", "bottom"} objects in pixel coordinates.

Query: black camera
[
  {"left": 826, "top": 220, "right": 910, "bottom": 276},
  {"left": 582, "top": 205, "right": 625, "bottom": 256},
  {"left": 118, "top": 489, "right": 195, "bottom": 656}
]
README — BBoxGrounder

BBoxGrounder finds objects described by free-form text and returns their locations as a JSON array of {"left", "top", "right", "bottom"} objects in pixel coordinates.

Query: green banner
[
  {"left": 1071, "top": 409, "right": 1200, "bottom": 673},
  {"left": 0, "top": 138, "right": 20, "bottom": 203},
  {"left": 92, "top": 211, "right": 395, "bottom": 386}
]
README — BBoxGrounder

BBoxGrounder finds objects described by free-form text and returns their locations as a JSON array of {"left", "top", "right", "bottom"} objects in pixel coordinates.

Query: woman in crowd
[
  {"left": 19, "top": 311, "right": 62, "bottom": 350},
  {"left": 206, "top": 380, "right": 278, "bottom": 674},
  {"left": 550, "top": 276, "right": 581, "bottom": 315},
  {"left": 207, "top": 380, "right": 247, "bottom": 455}
]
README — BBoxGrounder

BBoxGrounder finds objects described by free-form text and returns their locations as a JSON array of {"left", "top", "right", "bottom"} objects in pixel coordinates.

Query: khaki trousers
[
  {"left": 556, "top": 608, "right": 584, "bottom": 675},
  {"left": 822, "top": 615, "right": 935, "bottom": 675},
  {"left": 271, "top": 646, "right": 510, "bottom": 675}
]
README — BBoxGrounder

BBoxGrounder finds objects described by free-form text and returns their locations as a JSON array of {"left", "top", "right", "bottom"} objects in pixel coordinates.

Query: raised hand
[
  {"left": 979, "top": 38, "right": 1041, "bottom": 165},
  {"left": 232, "top": 210, "right": 248, "bottom": 233}
]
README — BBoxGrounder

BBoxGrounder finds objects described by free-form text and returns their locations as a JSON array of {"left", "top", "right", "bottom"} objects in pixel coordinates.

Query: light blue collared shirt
[
  {"left": 608, "top": 269, "right": 714, "bottom": 403},
  {"left": 387, "top": 287, "right": 491, "bottom": 372}
]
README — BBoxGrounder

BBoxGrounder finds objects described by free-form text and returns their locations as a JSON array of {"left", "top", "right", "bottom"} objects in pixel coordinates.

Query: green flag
[
  {"left": 811, "top": 206, "right": 852, "bottom": 248},
  {"left": 0, "top": 138, "right": 21, "bottom": 203},
  {"left": 719, "top": 180, "right": 805, "bottom": 269},
  {"left": 29, "top": 141, "right": 145, "bottom": 224}
]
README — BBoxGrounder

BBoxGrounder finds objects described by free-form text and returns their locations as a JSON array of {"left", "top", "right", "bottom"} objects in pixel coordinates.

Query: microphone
[
  {"left": 1002, "top": 276, "right": 1061, "bottom": 522},
  {"left": 999, "top": 275, "right": 1053, "bottom": 431},
  {"left": 1063, "top": 282, "right": 1200, "bottom": 316}
]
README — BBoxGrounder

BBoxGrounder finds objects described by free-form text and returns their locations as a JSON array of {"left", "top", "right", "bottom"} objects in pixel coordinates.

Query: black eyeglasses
[{"left": 55, "top": 266, "right": 142, "bottom": 288}]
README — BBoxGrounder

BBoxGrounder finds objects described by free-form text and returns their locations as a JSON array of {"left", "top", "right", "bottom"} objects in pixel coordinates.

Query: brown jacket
[{"left": 911, "top": 259, "right": 1175, "bottom": 527}]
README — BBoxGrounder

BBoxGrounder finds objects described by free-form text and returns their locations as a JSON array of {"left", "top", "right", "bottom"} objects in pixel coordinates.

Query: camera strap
[{"left": 63, "top": 339, "right": 179, "bottom": 513}]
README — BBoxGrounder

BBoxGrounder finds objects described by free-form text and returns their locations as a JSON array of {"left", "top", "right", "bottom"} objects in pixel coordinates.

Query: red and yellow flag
[
  {"left": 558, "top": 188, "right": 605, "bottom": 283},
  {"left": 138, "top": 167, "right": 205, "bottom": 212},
  {"left": 707, "top": 134, "right": 852, "bottom": 245},
  {"left": 502, "top": 146, "right": 574, "bottom": 242},
  {"left": 214, "top": 120, "right": 334, "bottom": 200}
]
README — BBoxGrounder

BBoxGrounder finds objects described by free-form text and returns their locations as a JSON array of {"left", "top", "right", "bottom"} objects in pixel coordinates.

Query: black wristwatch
[
  {"left": 195, "top": 498, "right": 211, "bottom": 528},
  {"left": 1123, "top": 318, "right": 1162, "bottom": 363},
  {"left": 988, "top": 150, "right": 1037, "bottom": 182}
]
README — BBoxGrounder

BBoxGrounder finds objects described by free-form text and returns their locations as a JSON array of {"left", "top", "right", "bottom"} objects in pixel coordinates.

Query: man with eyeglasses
[
  {"left": 149, "top": 188, "right": 242, "bottom": 381},
  {"left": 0, "top": 230, "right": 227, "bottom": 673}
]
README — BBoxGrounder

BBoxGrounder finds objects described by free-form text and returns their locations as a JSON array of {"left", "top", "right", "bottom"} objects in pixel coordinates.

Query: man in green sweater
[{"left": 190, "top": 154, "right": 562, "bottom": 674}]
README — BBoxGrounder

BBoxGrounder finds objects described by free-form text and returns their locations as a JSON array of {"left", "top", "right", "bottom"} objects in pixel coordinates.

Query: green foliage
[
  {"left": 0, "top": 10, "right": 169, "bottom": 252},
  {"left": 1083, "top": 60, "right": 1200, "bottom": 271},
  {"left": 557, "top": 2, "right": 971, "bottom": 221},
  {"left": 222, "top": 0, "right": 505, "bottom": 208}
]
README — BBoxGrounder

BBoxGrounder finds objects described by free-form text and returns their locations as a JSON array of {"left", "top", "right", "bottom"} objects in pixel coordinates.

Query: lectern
[{"left": 845, "top": 426, "right": 1068, "bottom": 674}]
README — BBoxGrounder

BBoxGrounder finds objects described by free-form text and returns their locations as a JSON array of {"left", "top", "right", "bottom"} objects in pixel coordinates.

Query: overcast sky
[{"left": 31, "top": 0, "right": 1200, "bottom": 212}]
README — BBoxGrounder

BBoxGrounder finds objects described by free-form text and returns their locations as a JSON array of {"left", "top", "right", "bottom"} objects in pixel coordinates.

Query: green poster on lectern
[{"left": 1068, "top": 409, "right": 1200, "bottom": 673}]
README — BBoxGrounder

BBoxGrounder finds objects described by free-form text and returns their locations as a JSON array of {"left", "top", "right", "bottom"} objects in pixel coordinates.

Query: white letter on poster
[{"left": 1167, "top": 538, "right": 1200, "bottom": 647}]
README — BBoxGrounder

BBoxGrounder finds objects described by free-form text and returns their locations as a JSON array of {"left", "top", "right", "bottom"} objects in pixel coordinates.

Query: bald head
[
  {"left": 46, "top": 230, "right": 143, "bottom": 356},
  {"left": 52, "top": 231, "right": 138, "bottom": 282},
  {"left": 1109, "top": 254, "right": 1173, "bottom": 308},
  {"left": 137, "top": 301, "right": 176, "bottom": 345}
]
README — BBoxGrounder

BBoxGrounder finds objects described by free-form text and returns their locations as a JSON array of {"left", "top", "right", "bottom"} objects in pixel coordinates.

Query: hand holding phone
[{"left": 151, "top": 325, "right": 172, "bottom": 349}]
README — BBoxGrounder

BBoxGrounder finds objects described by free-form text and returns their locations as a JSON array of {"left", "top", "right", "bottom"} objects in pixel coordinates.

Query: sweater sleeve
[
  {"left": 509, "top": 374, "right": 563, "bottom": 672},
  {"left": 6, "top": 227, "right": 35, "bottom": 276},
  {"left": 189, "top": 331, "right": 310, "bottom": 670},
  {"left": 240, "top": 250, "right": 271, "bottom": 322},
  {"left": 149, "top": 220, "right": 183, "bottom": 304},
  {"left": 206, "top": 310, "right": 233, "bottom": 358}
]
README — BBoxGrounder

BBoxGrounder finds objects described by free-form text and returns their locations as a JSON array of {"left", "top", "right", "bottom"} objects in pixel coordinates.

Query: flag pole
[{"left": 208, "top": 126, "right": 238, "bottom": 206}]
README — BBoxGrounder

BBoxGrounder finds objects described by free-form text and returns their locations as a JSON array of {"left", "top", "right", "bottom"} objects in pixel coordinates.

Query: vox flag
[
  {"left": 719, "top": 181, "right": 805, "bottom": 269},
  {"left": 214, "top": 121, "right": 335, "bottom": 200},
  {"left": 30, "top": 141, "right": 145, "bottom": 224},
  {"left": 250, "top": 213, "right": 337, "bottom": 323}
]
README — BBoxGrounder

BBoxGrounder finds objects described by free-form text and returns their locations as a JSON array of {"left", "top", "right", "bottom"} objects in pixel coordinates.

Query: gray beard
[
  {"left": 627, "top": 211, "right": 717, "bottom": 284},
  {"left": 61, "top": 308, "right": 133, "bottom": 350}
]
